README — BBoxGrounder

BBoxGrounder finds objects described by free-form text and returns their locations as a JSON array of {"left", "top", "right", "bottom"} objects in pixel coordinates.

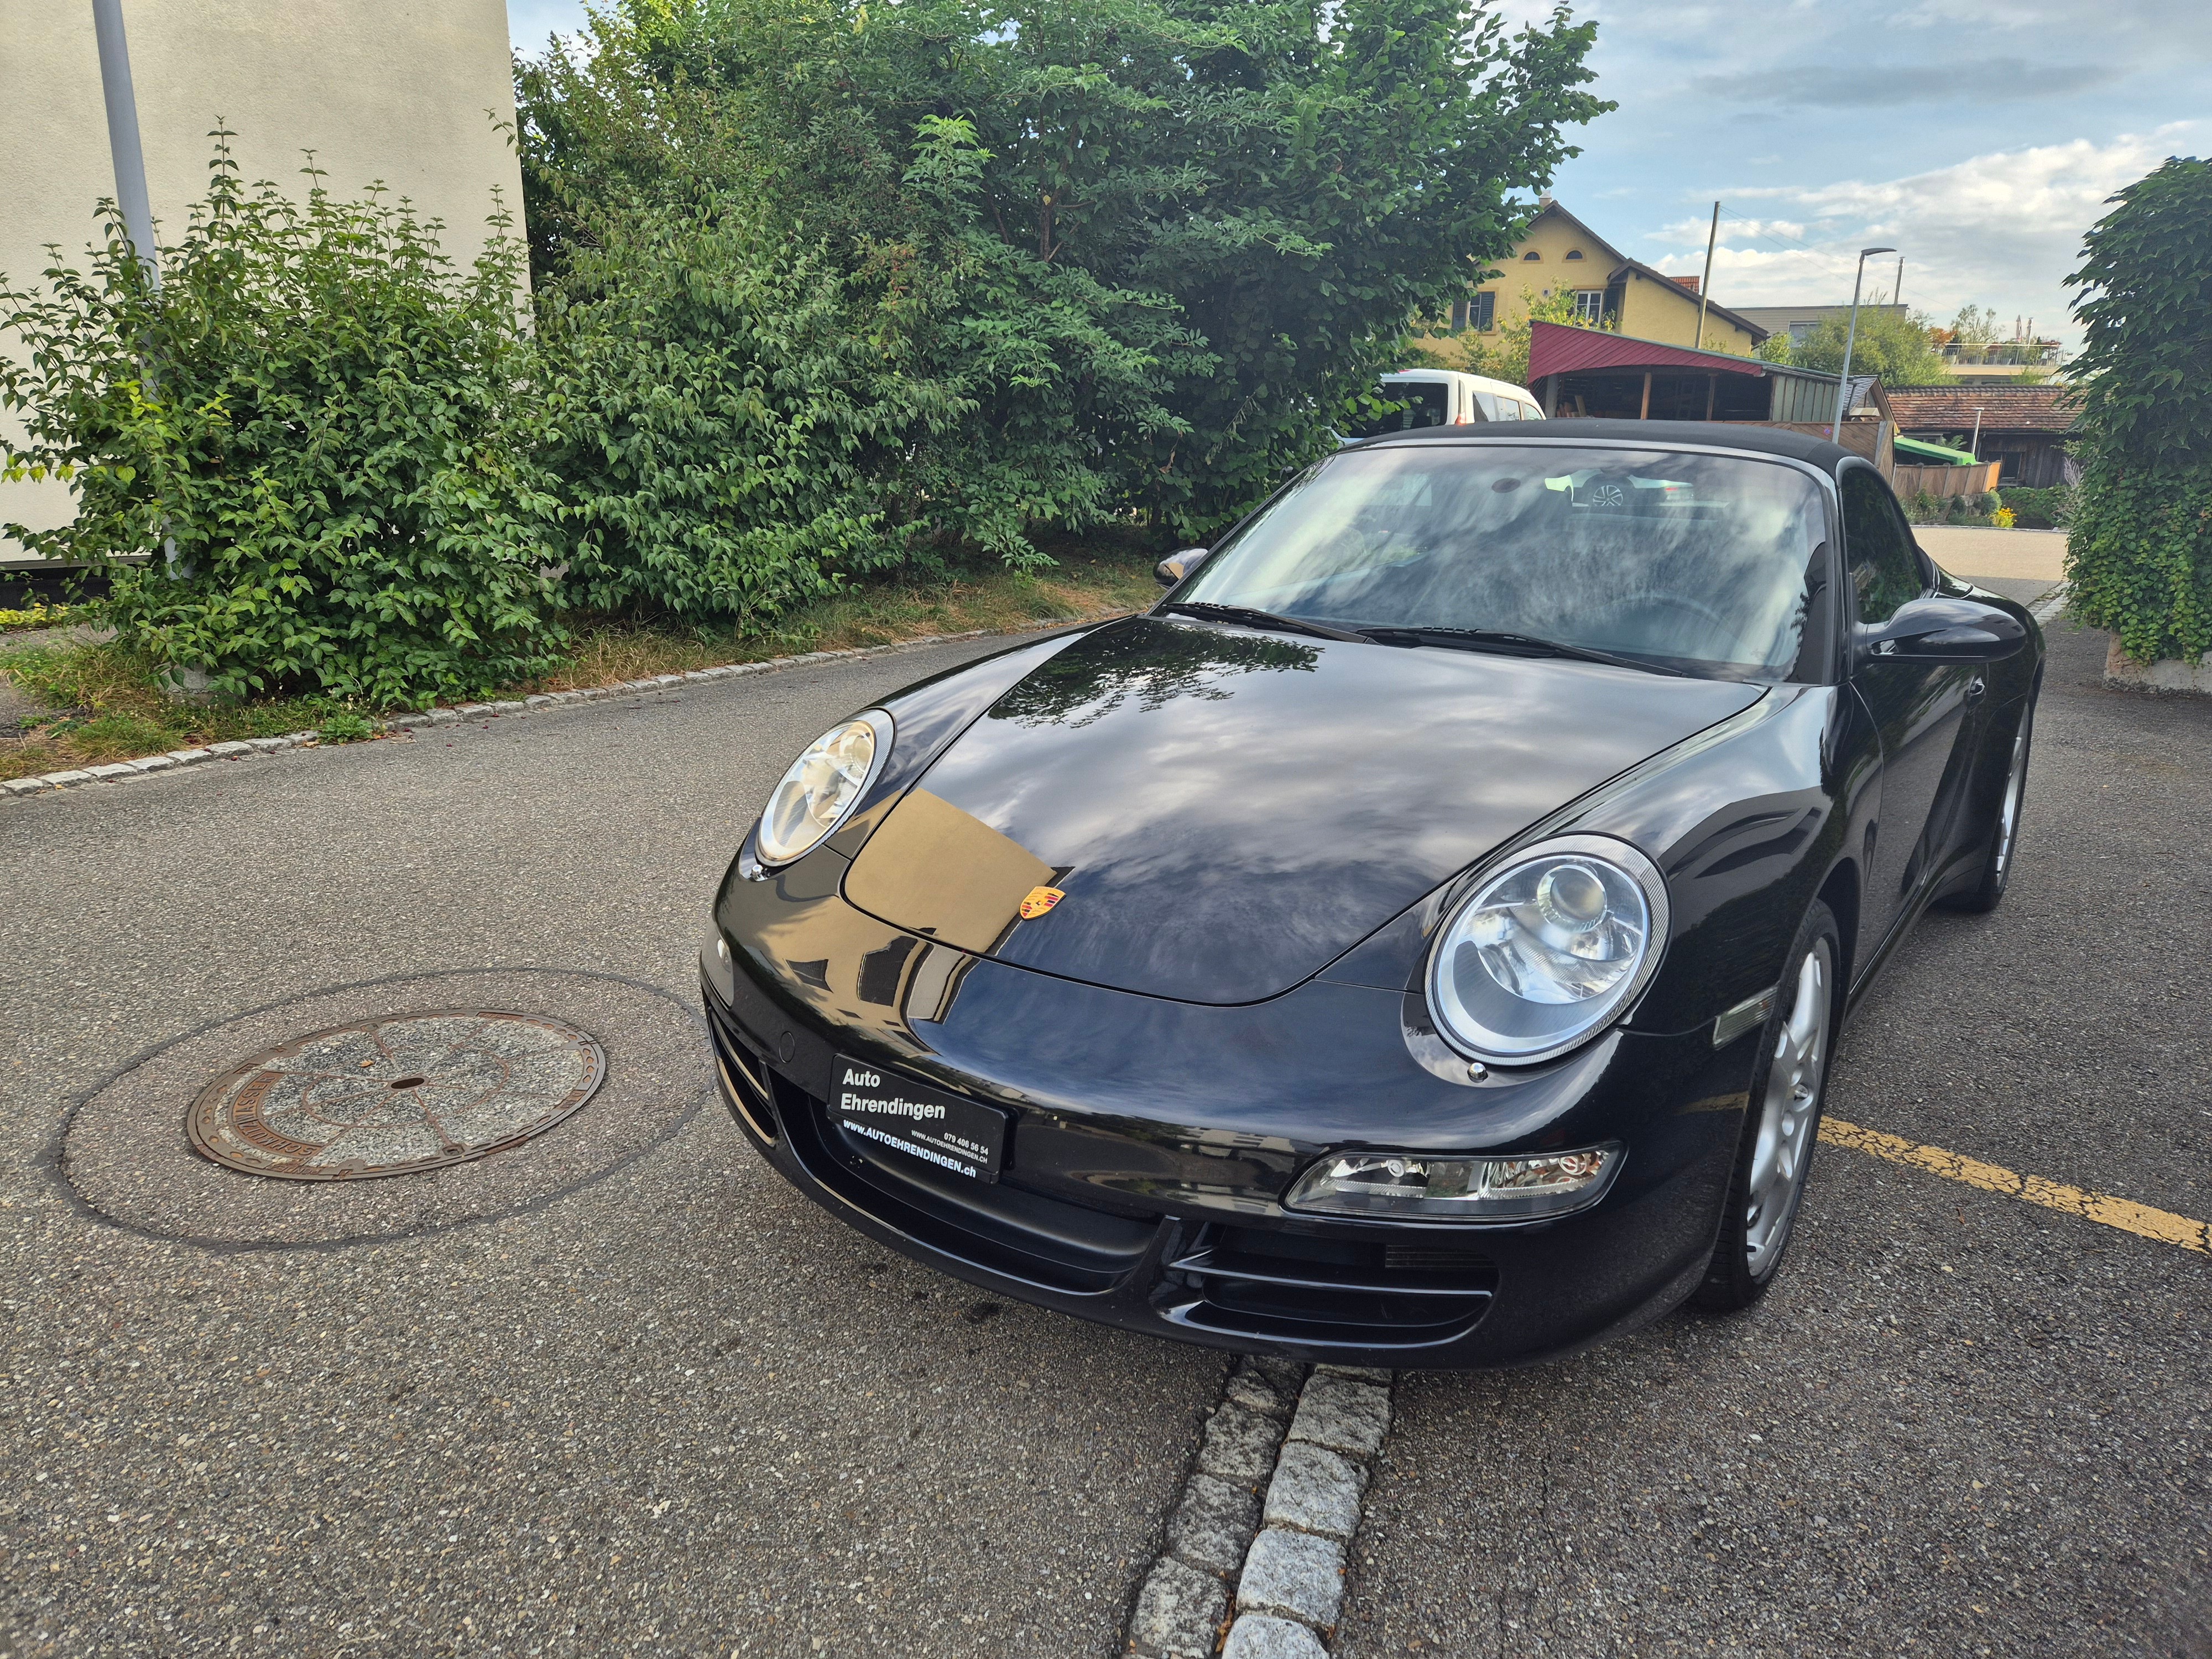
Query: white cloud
[{"left": 1644, "top": 127, "right": 2201, "bottom": 340}]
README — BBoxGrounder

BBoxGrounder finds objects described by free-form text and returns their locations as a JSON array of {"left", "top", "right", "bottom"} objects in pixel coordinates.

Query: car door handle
[{"left": 1964, "top": 677, "right": 1986, "bottom": 702}]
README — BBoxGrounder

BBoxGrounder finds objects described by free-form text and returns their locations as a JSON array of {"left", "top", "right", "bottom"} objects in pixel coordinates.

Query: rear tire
[
  {"left": 1940, "top": 694, "right": 2035, "bottom": 914},
  {"left": 1691, "top": 900, "right": 1840, "bottom": 1314}
]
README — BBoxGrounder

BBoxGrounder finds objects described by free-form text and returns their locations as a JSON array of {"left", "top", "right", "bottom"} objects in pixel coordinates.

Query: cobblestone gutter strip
[
  {"left": 1125, "top": 1363, "right": 1394, "bottom": 1659},
  {"left": 1, "top": 611, "right": 1131, "bottom": 802}
]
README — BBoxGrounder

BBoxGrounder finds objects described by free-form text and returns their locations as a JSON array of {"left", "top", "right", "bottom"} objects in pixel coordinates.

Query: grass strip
[{"left": 0, "top": 545, "right": 1160, "bottom": 784}]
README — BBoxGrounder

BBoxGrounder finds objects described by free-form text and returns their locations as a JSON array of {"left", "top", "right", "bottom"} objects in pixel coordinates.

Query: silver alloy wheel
[
  {"left": 1991, "top": 714, "right": 2031, "bottom": 879},
  {"left": 1743, "top": 938, "right": 1833, "bottom": 1277}
]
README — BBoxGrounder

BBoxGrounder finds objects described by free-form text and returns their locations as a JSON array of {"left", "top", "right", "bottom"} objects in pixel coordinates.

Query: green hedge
[
  {"left": 2067, "top": 461, "right": 2212, "bottom": 664},
  {"left": 1, "top": 139, "right": 563, "bottom": 706},
  {"left": 2062, "top": 156, "right": 2212, "bottom": 663}
]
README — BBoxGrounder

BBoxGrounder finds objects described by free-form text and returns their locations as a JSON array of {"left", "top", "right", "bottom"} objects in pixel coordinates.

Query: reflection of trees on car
[{"left": 989, "top": 622, "right": 1318, "bottom": 728}]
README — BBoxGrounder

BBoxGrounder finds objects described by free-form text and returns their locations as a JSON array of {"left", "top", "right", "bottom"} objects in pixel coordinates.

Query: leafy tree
[
  {"left": 1947, "top": 303, "right": 2000, "bottom": 345},
  {"left": 2063, "top": 154, "right": 2212, "bottom": 664},
  {"left": 532, "top": 116, "right": 1197, "bottom": 623},
  {"left": 1784, "top": 304, "right": 1951, "bottom": 387},
  {"left": 517, "top": 0, "right": 1611, "bottom": 540},
  {"left": 2066, "top": 155, "right": 2212, "bottom": 467},
  {"left": 0, "top": 136, "right": 562, "bottom": 705}
]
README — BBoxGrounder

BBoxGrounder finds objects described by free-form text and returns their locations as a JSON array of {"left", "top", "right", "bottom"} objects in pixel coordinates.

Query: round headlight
[
  {"left": 755, "top": 712, "right": 891, "bottom": 866},
  {"left": 1427, "top": 835, "right": 1669, "bottom": 1065}
]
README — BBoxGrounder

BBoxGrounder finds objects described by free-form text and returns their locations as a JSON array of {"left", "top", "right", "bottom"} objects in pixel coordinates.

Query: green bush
[
  {"left": 2063, "top": 155, "right": 2212, "bottom": 663},
  {"left": 1996, "top": 484, "right": 2075, "bottom": 529},
  {"left": 534, "top": 118, "right": 1196, "bottom": 622},
  {"left": 1, "top": 135, "right": 563, "bottom": 706},
  {"left": 517, "top": 0, "right": 1611, "bottom": 542}
]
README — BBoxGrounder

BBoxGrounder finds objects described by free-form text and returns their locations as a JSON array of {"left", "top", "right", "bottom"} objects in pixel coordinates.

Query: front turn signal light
[{"left": 1282, "top": 1142, "right": 1623, "bottom": 1223}]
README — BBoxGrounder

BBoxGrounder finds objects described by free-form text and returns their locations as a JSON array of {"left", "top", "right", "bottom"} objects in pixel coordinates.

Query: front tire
[
  {"left": 1940, "top": 694, "right": 2036, "bottom": 914},
  {"left": 1691, "top": 901, "right": 1840, "bottom": 1314}
]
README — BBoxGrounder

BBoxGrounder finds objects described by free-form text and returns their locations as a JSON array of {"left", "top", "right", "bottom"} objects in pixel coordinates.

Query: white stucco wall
[{"left": 1, "top": 0, "right": 525, "bottom": 560}]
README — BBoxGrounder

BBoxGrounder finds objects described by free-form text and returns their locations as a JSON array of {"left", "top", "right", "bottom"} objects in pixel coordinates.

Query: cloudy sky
[{"left": 507, "top": 0, "right": 2206, "bottom": 345}]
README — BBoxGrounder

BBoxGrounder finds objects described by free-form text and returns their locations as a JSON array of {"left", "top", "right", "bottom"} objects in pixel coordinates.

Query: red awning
[{"left": 1528, "top": 320, "right": 1771, "bottom": 381}]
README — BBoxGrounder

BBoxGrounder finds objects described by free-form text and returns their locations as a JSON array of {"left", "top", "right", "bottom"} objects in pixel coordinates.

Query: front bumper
[{"left": 703, "top": 872, "right": 1759, "bottom": 1370}]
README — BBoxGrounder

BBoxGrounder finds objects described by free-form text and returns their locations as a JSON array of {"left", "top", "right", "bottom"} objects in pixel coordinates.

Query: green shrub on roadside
[
  {"left": 316, "top": 709, "right": 377, "bottom": 743},
  {"left": 534, "top": 118, "right": 1194, "bottom": 623},
  {"left": 1996, "top": 484, "right": 2075, "bottom": 529},
  {"left": 517, "top": 0, "right": 1611, "bottom": 541},
  {"left": 2063, "top": 155, "right": 2212, "bottom": 664},
  {"left": 1, "top": 134, "right": 564, "bottom": 707}
]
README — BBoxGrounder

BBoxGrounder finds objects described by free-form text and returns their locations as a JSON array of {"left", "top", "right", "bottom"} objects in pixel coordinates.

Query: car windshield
[{"left": 1180, "top": 444, "right": 1828, "bottom": 680}]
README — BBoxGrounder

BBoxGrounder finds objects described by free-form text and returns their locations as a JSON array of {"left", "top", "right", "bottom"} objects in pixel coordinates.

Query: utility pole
[
  {"left": 91, "top": 0, "right": 159, "bottom": 288},
  {"left": 1832, "top": 245, "right": 1896, "bottom": 440},
  {"left": 1970, "top": 407, "right": 1984, "bottom": 460},
  {"left": 1893, "top": 255, "right": 1904, "bottom": 311},
  {"left": 1695, "top": 201, "right": 1719, "bottom": 352}
]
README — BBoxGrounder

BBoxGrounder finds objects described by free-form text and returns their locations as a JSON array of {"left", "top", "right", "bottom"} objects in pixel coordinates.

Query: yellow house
[{"left": 1435, "top": 199, "right": 1767, "bottom": 358}]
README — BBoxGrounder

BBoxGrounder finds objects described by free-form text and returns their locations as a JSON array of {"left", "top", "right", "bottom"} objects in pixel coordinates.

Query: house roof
[
  {"left": 1491, "top": 205, "right": 1771, "bottom": 343},
  {"left": 1522, "top": 199, "right": 1629, "bottom": 268},
  {"left": 1885, "top": 384, "right": 2079, "bottom": 433},
  {"left": 1603, "top": 258, "right": 1772, "bottom": 344},
  {"left": 1530, "top": 320, "right": 1770, "bottom": 379}
]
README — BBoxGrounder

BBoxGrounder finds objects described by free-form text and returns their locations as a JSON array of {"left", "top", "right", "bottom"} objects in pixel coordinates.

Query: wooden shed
[{"left": 1528, "top": 321, "right": 1893, "bottom": 472}]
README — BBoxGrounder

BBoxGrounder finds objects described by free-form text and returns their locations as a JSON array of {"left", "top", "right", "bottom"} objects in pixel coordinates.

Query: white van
[{"left": 1348, "top": 369, "right": 1544, "bottom": 439}]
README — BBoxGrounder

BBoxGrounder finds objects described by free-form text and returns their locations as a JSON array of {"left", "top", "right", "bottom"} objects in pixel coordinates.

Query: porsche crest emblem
[{"left": 1019, "top": 886, "right": 1066, "bottom": 920}]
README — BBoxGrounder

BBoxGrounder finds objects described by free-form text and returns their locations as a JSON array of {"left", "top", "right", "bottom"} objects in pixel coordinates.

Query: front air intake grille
[
  {"left": 1159, "top": 1225, "right": 1497, "bottom": 1350},
  {"left": 703, "top": 987, "right": 778, "bottom": 1142}
]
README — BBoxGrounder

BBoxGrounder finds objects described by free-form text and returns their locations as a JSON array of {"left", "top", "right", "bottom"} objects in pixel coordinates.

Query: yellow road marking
[{"left": 1819, "top": 1117, "right": 2211, "bottom": 1256}]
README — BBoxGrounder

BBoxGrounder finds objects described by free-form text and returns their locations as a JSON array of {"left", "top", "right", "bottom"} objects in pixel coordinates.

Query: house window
[
  {"left": 1522, "top": 250, "right": 1541, "bottom": 261},
  {"left": 1565, "top": 249, "right": 1584, "bottom": 261},
  {"left": 1450, "top": 298, "right": 1469, "bottom": 331},
  {"left": 1473, "top": 290, "right": 1496, "bottom": 331},
  {"left": 1573, "top": 289, "right": 1604, "bottom": 324}
]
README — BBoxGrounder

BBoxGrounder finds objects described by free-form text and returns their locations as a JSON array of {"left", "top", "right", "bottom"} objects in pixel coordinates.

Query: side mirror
[
  {"left": 1155, "top": 547, "right": 1211, "bottom": 586},
  {"left": 1856, "top": 594, "right": 2027, "bottom": 667}
]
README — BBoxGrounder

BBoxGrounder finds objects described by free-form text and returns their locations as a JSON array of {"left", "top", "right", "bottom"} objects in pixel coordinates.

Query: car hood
[{"left": 842, "top": 615, "right": 1763, "bottom": 1004}]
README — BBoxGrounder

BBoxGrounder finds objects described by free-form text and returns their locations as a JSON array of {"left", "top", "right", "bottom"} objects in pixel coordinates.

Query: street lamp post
[
  {"left": 1832, "top": 245, "right": 1896, "bottom": 439},
  {"left": 90, "top": 0, "right": 159, "bottom": 289}
]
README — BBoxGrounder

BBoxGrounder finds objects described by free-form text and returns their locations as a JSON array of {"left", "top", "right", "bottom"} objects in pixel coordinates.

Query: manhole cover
[{"left": 186, "top": 1009, "right": 606, "bottom": 1181}]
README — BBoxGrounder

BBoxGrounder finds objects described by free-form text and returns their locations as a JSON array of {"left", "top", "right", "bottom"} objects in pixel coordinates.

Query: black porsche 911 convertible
[{"left": 699, "top": 421, "right": 2041, "bottom": 1368}]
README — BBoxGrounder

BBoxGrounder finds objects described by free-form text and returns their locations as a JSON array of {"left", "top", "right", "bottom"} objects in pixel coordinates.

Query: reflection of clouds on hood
[{"left": 924, "top": 620, "right": 1767, "bottom": 1002}]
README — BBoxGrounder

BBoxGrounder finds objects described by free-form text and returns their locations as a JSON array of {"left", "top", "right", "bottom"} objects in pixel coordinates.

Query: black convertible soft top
[{"left": 1360, "top": 418, "right": 1857, "bottom": 473}]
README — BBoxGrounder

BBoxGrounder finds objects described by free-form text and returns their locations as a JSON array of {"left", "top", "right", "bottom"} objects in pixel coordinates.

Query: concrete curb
[
  {"left": 1, "top": 611, "right": 1130, "bottom": 803},
  {"left": 1125, "top": 1363, "right": 1394, "bottom": 1659}
]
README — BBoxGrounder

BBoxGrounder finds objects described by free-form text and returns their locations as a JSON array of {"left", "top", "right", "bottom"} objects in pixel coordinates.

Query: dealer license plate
[{"left": 831, "top": 1055, "right": 1009, "bottom": 1182}]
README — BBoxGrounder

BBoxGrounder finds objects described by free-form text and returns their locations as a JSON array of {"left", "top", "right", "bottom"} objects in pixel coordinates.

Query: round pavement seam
[{"left": 40, "top": 964, "right": 709, "bottom": 1256}]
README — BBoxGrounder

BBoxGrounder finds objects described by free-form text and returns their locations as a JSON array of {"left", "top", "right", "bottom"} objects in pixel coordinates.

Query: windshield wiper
[
  {"left": 1355, "top": 625, "right": 1689, "bottom": 677},
  {"left": 1159, "top": 602, "right": 1369, "bottom": 644}
]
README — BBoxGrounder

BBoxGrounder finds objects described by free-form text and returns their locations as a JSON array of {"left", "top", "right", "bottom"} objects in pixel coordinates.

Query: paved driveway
[{"left": 4, "top": 599, "right": 2205, "bottom": 1658}]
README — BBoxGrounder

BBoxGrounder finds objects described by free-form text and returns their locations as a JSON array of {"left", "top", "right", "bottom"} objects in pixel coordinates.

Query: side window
[{"left": 1840, "top": 468, "right": 1922, "bottom": 625}]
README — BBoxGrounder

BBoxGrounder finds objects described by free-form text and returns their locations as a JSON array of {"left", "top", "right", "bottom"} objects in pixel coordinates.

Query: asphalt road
[
  {"left": 2, "top": 635, "right": 1225, "bottom": 1659},
  {"left": 5, "top": 601, "right": 2207, "bottom": 1658}
]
